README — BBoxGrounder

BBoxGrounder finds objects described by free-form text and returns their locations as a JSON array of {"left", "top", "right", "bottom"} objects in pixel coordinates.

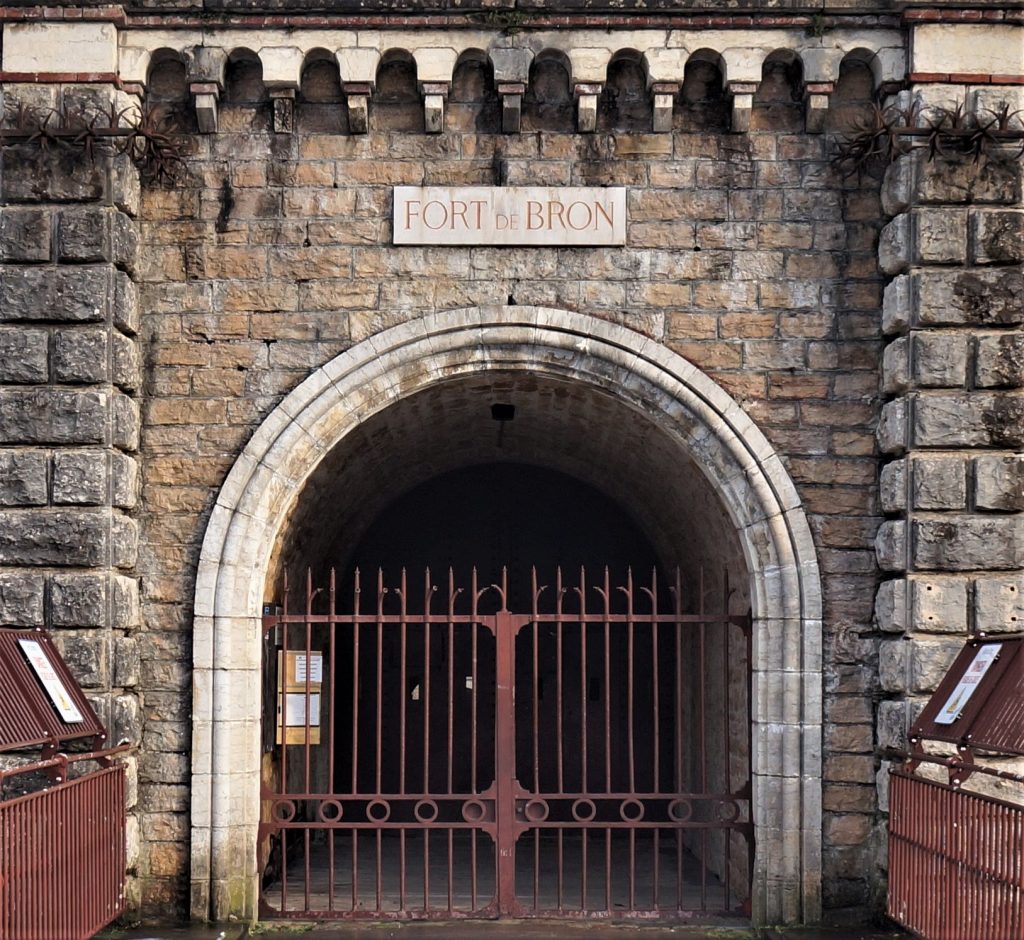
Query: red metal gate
[{"left": 259, "top": 566, "right": 752, "bottom": 921}]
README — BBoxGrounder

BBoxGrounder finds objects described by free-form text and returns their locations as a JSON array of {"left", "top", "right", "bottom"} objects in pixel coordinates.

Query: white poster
[
  {"left": 18, "top": 638, "right": 84, "bottom": 724},
  {"left": 294, "top": 653, "right": 322, "bottom": 684},
  {"left": 284, "top": 692, "right": 321, "bottom": 727},
  {"left": 934, "top": 643, "right": 1002, "bottom": 725}
]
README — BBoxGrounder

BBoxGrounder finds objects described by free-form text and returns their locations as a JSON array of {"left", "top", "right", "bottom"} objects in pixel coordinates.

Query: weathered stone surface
[
  {"left": 0, "top": 328, "right": 48, "bottom": 383},
  {"left": 112, "top": 574, "right": 141, "bottom": 629},
  {"left": 0, "top": 572, "right": 45, "bottom": 626},
  {"left": 1, "top": 146, "right": 106, "bottom": 203},
  {"left": 876, "top": 699, "right": 909, "bottom": 750},
  {"left": 911, "top": 577, "right": 968, "bottom": 634},
  {"left": 914, "top": 155, "right": 1023, "bottom": 207},
  {"left": 974, "top": 576, "right": 1023, "bottom": 633},
  {"left": 877, "top": 213, "right": 910, "bottom": 276},
  {"left": 874, "top": 578, "right": 906, "bottom": 634},
  {"left": 0, "top": 388, "right": 106, "bottom": 445},
  {"left": 57, "top": 206, "right": 139, "bottom": 272},
  {"left": 912, "top": 517, "right": 1024, "bottom": 572},
  {"left": 113, "top": 393, "right": 141, "bottom": 452},
  {"left": 53, "top": 632, "right": 109, "bottom": 688},
  {"left": 53, "top": 328, "right": 109, "bottom": 384},
  {"left": 879, "top": 636, "right": 960, "bottom": 693},
  {"left": 113, "top": 332, "right": 142, "bottom": 391},
  {"left": 115, "top": 271, "right": 140, "bottom": 335},
  {"left": 50, "top": 572, "right": 108, "bottom": 627},
  {"left": 914, "top": 268, "right": 1024, "bottom": 327},
  {"left": 0, "top": 451, "right": 47, "bottom": 506},
  {"left": 881, "top": 274, "right": 910, "bottom": 336},
  {"left": 880, "top": 336, "right": 908, "bottom": 395},
  {"left": 912, "top": 456, "right": 966, "bottom": 510},
  {"left": 913, "top": 394, "right": 1024, "bottom": 449},
  {"left": 875, "top": 520, "right": 906, "bottom": 572},
  {"left": 974, "top": 455, "right": 1024, "bottom": 512},
  {"left": 115, "top": 635, "right": 141, "bottom": 688},
  {"left": 912, "top": 332, "right": 967, "bottom": 389},
  {"left": 0, "top": 265, "right": 114, "bottom": 323},
  {"left": 975, "top": 334, "right": 1024, "bottom": 389},
  {"left": 113, "top": 692, "right": 143, "bottom": 746},
  {"left": 913, "top": 208, "right": 967, "bottom": 265},
  {"left": 0, "top": 206, "right": 52, "bottom": 261},
  {"left": 970, "top": 209, "right": 1024, "bottom": 265},
  {"left": 879, "top": 459, "right": 906, "bottom": 514},
  {"left": 0, "top": 511, "right": 109, "bottom": 566},
  {"left": 52, "top": 450, "right": 107, "bottom": 505},
  {"left": 877, "top": 399, "right": 908, "bottom": 455}
]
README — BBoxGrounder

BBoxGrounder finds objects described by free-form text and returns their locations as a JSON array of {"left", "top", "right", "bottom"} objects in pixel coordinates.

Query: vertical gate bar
[
  {"left": 400, "top": 828, "right": 407, "bottom": 912},
  {"left": 603, "top": 566, "right": 612, "bottom": 794},
  {"left": 352, "top": 568, "right": 361, "bottom": 794},
  {"left": 424, "top": 567, "right": 433, "bottom": 796},
  {"left": 495, "top": 604, "right": 518, "bottom": 915},
  {"left": 376, "top": 829, "right": 383, "bottom": 912},
  {"left": 352, "top": 829, "right": 359, "bottom": 911},
  {"left": 557, "top": 828, "right": 564, "bottom": 913},
  {"left": 305, "top": 569, "right": 314, "bottom": 796},
  {"left": 281, "top": 572, "right": 291, "bottom": 914},
  {"left": 699, "top": 566, "right": 708, "bottom": 911},
  {"left": 723, "top": 569, "right": 732, "bottom": 909},
  {"left": 400, "top": 568, "right": 408, "bottom": 797},
  {"left": 626, "top": 567, "right": 636, "bottom": 793},
  {"left": 328, "top": 568, "right": 337, "bottom": 912},
  {"left": 448, "top": 568, "right": 456, "bottom": 795},
  {"left": 470, "top": 829, "right": 477, "bottom": 911},
  {"left": 582, "top": 827, "right": 588, "bottom": 911},
  {"left": 629, "top": 828, "right": 636, "bottom": 911},
  {"left": 605, "top": 827, "right": 612, "bottom": 911},
  {"left": 579, "top": 566, "right": 588, "bottom": 795},
  {"left": 281, "top": 827, "right": 288, "bottom": 912},
  {"left": 674, "top": 567, "right": 683, "bottom": 912},
  {"left": 556, "top": 566, "right": 564, "bottom": 792},
  {"left": 470, "top": 569, "right": 478, "bottom": 910},
  {"left": 651, "top": 568, "right": 659, "bottom": 795},
  {"left": 304, "top": 828, "right": 311, "bottom": 913},
  {"left": 653, "top": 828, "right": 660, "bottom": 911},
  {"left": 532, "top": 566, "right": 540, "bottom": 795},
  {"left": 448, "top": 828, "right": 454, "bottom": 912},
  {"left": 534, "top": 828, "right": 540, "bottom": 911},
  {"left": 377, "top": 569, "right": 385, "bottom": 796},
  {"left": 424, "top": 828, "right": 430, "bottom": 910}
]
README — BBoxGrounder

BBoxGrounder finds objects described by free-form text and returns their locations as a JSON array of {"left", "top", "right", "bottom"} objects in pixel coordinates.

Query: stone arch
[{"left": 190, "top": 306, "right": 823, "bottom": 926}]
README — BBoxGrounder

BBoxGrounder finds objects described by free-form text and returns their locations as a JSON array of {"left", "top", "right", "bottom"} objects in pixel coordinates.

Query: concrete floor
[{"left": 99, "top": 920, "right": 912, "bottom": 940}]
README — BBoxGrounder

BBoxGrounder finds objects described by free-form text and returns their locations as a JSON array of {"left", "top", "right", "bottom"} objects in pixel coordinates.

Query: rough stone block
[
  {"left": 912, "top": 456, "right": 967, "bottom": 510},
  {"left": 875, "top": 520, "right": 907, "bottom": 572},
  {"left": 877, "top": 699, "right": 909, "bottom": 750},
  {"left": 0, "top": 388, "right": 106, "bottom": 444},
  {"left": 53, "top": 328, "right": 109, "bottom": 384},
  {"left": 909, "top": 639, "right": 961, "bottom": 694},
  {"left": 0, "top": 265, "right": 113, "bottom": 323},
  {"left": 111, "top": 453, "right": 139, "bottom": 509},
  {"left": 113, "top": 693, "right": 142, "bottom": 746},
  {"left": 912, "top": 517, "right": 1024, "bottom": 571},
  {"left": 970, "top": 209, "right": 1023, "bottom": 265},
  {"left": 881, "top": 337, "right": 909, "bottom": 395},
  {"left": 974, "top": 576, "right": 1023, "bottom": 633},
  {"left": 111, "top": 153, "right": 141, "bottom": 218},
  {"left": 0, "top": 207, "right": 52, "bottom": 261},
  {"left": 53, "top": 632, "right": 109, "bottom": 688},
  {"left": 975, "top": 334, "right": 1024, "bottom": 388},
  {"left": 112, "top": 393, "right": 141, "bottom": 452},
  {"left": 114, "top": 635, "right": 141, "bottom": 688},
  {"left": 881, "top": 157, "right": 913, "bottom": 217},
  {"left": 911, "top": 578, "right": 968, "bottom": 633},
  {"left": 877, "top": 399, "right": 908, "bottom": 455},
  {"left": 913, "top": 394, "right": 1024, "bottom": 449},
  {"left": 914, "top": 268, "right": 1024, "bottom": 327},
  {"left": 878, "top": 213, "right": 910, "bottom": 275},
  {"left": 0, "top": 572, "right": 45, "bottom": 626},
  {"left": 112, "top": 574, "right": 141, "bottom": 629},
  {"left": 0, "top": 510, "right": 113, "bottom": 566},
  {"left": 0, "top": 451, "right": 47, "bottom": 506},
  {"left": 878, "top": 639, "right": 908, "bottom": 692},
  {"left": 52, "top": 450, "right": 107, "bottom": 506},
  {"left": 112, "top": 333, "right": 141, "bottom": 391},
  {"left": 50, "top": 572, "right": 108, "bottom": 627},
  {"left": 112, "top": 514, "right": 138, "bottom": 569},
  {"left": 0, "top": 329, "right": 48, "bottom": 383},
  {"left": 57, "top": 207, "right": 138, "bottom": 273},
  {"left": 114, "top": 272, "right": 139, "bottom": 336},
  {"left": 913, "top": 208, "right": 967, "bottom": 265},
  {"left": 974, "top": 455, "right": 1024, "bottom": 511},
  {"left": 874, "top": 578, "right": 906, "bottom": 633},
  {"left": 1, "top": 146, "right": 106, "bottom": 203},
  {"left": 914, "top": 155, "right": 1023, "bottom": 206},
  {"left": 912, "top": 333, "right": 968, "bottom": 388},
  {"left": 879, "top": 459, "right": 907, "bottom": 514},
  {"left": 881, "top": 275, "right": 910, "bottom": 336}
]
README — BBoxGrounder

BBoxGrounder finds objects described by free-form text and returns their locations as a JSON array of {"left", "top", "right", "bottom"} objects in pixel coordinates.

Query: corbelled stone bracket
[
  {"left": 727, "top": 81, "right": 758, "bottom": 133},
  {"left": 422, "top": 82, "right": 449, "bottom": 134},
  {"left": 575, "top": 83, "right": 601, "bottom": 134},
  {"left": 651, "top": 82, "right": 680, "bottom": 133},
  {"left": 344, "top": 83, "right": 371, "bottom": 134},
  {"left": 805, "top": 82, "right": 834, "bottom": 134},
  {"left": 190, "top": 82, "right": 220, "bottom": 134},
  {"left": 498, "top": 82, "right": 525, "bottom": 134},
  {"left": 269, "top": 87, "right": 296, "bottom": 134}
]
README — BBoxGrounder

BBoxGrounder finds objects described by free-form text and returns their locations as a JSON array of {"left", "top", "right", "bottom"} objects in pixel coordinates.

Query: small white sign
[
  {"left": 18, "top": 638, "right": 84, "bottom": 724},
  {"left": 935, "top": 643, "right": 1001, "bottom": 725},
  {"left": 294, "top": 653, "right": 323, "bottom": 684},
  {"left": 393, "top": 186, "right": 627, "bottom": 246},
  {"left": 284, "top": 692, "right": 321, "bottom": 727}
]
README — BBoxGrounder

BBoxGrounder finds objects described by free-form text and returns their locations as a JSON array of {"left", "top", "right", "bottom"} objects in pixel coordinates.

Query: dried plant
[
  {"left": 0, "top": 101, "right": 186, "bottom": 183},
  {"left": 832, "top": 98, "right": 1024, "bottom": 178}
]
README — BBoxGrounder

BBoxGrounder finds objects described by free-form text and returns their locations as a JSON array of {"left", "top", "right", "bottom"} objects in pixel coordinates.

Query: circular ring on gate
[
  {"left": 620, "top": 798, "right": 645, "bottom": 822},
  {"left": 523, "top": 799, "right": 549, "bottom": 822},
  {"left": 668, "top": 799, "right": 692, "bottom": 822},
  {"left": 462, "top": 799, "right": 487, "bottom": 823},
  {"left": 271, "top": 799, "right": 297, "bottom": 823},
  {"left": 571, "top": 799, "right": 597, "bottom": 822},
  {"left": 317, "top": 799, "right": 343, "bottom": 823},
  {"left": 716, "top": 799, "right": 740, "bottom": 823},
  {"left": 367, "top": 799, "right": 391, "bottom": 823},
  {"left": 414, "top": 799, "right": 439, "bottom": 823}
]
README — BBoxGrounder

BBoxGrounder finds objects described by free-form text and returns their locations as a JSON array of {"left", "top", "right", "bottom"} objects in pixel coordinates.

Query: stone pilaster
[
  {"left": 874, "top": 146, "right": 1024, "bottom": 795},
  {"left": 0, "top": 83, "right": 143, "bottom": 903}
]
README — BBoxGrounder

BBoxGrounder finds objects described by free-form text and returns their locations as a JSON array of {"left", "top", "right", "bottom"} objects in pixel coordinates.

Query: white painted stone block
[
  {"left": 913, "top": 25, "right": 1024, "bottom": 77},
  {"left": 4, "top": 23, "right": 118, "bottom": 73},
  {"left": 336, "top": 47, "right": 380, "bottom": 84}
]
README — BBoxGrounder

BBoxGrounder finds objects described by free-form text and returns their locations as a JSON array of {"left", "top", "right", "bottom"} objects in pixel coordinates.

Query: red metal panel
[
  {"left": 0, "top": 630, "right": 106, "bottom": 752},
  {"left": 888, "top": 770, "right": 1024, "bottom": 940},
  {"left": 259, "top": 565, "right": 752, "bottom": 921},
  {"left": 0, "top": 763, "right": 126, "bottom": 940}
]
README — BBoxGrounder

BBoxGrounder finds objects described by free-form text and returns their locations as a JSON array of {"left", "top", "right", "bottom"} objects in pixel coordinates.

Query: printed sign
[
  {"left": 18, "top": 638, "right": 84, "bottom": 724},
  {"left": 935, "top": 643, "right": 1002, "bottom": 725},
  {"left": 393, "top": 186, "right": 627, "bottom": 246},
  {"left": 284, "top": 692, "right": 321, "bottom": 727},
  {"left": 294, "top": 653, "right": 322, "bottom": 684}
]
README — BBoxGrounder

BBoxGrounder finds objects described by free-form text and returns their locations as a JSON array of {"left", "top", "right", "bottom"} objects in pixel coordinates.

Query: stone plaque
[{"left": 393, "top": 186, "right": 626, "bottom": 246}]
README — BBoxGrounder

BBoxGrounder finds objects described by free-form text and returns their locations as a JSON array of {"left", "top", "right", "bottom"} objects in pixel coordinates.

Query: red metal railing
[
  {"left": 0, "top": 759, "right": 126, "bottom": 940},
  {"left": 888, "top": 769, "right": 1024, "bottom": 940}
]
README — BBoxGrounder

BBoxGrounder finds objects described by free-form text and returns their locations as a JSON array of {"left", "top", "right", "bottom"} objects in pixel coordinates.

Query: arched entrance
[{"left": 190, "top": 307, "right": 823, "bottom": 926}]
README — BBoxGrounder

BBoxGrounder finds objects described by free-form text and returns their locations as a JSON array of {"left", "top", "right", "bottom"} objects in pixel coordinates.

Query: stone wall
[{"left": 0, "top": 84, "right": 144, "bottom": 904}]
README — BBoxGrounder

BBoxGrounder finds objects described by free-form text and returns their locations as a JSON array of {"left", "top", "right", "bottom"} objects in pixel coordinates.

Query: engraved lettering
[
  {"left": 547, "top": 200, "right": 565, "bottom": 231},
  {"left": 404, "top": 199, "right": 421, "bottom": 230},
  {"left": 422, "top": 200, "right": 447, "bottom": 230},
  {"left": 450, "top": 199, "right": 468, "bottom": 230},
  {"left": 527, "top": 201, "right": 544, "bottom": 230},
  {"left": 566, "top": 200, "right": 593, "bottom": 231},
  {"left": 594, "top": 200, "right": 614, "bottom": 230}
]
